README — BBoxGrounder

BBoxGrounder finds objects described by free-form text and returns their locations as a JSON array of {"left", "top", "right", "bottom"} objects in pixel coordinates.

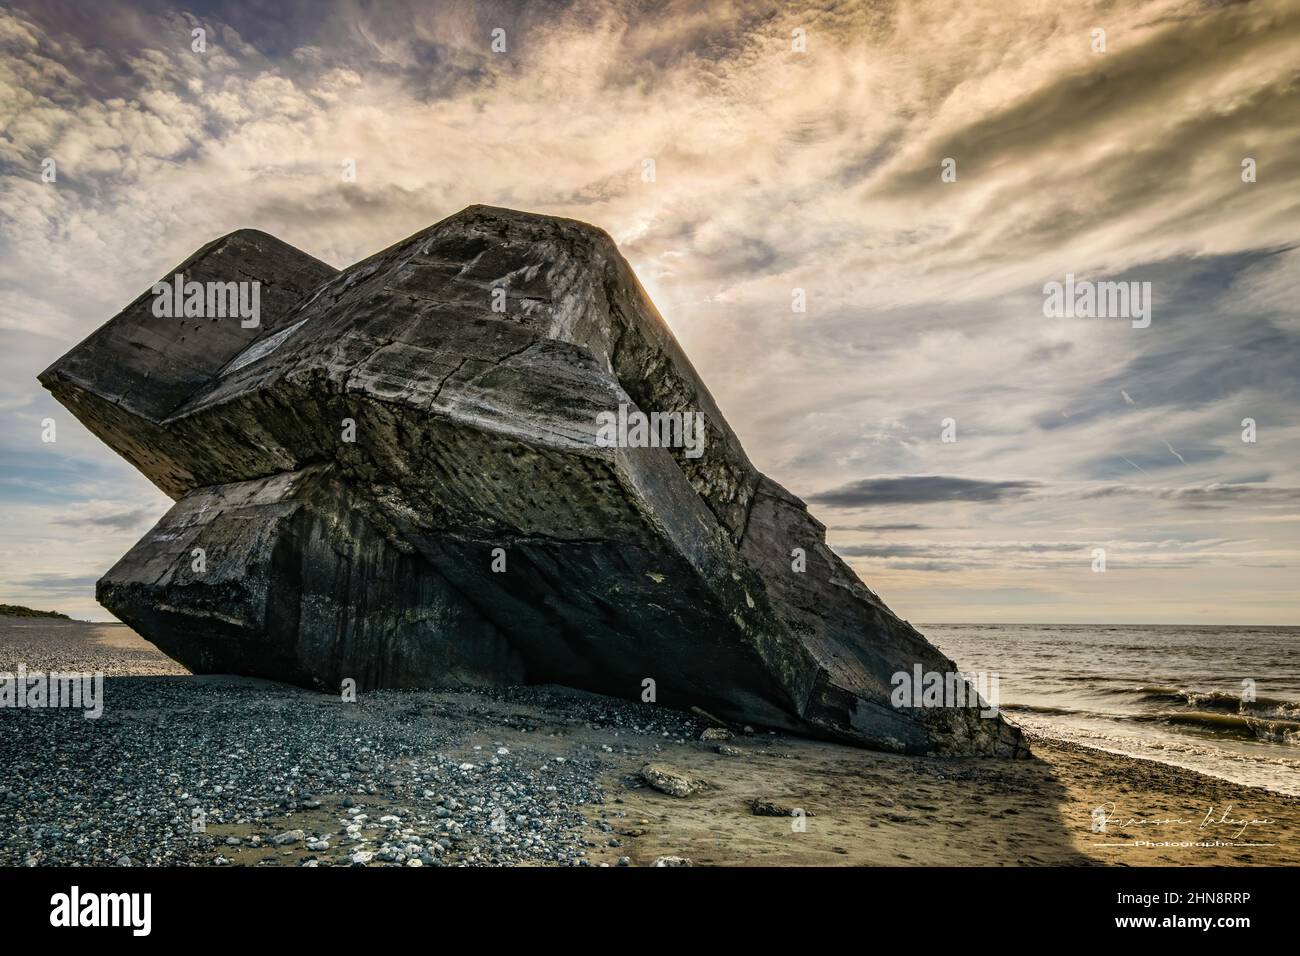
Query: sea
[{"left": 927, "top": 624, "right": 1300, "bottom": 795}]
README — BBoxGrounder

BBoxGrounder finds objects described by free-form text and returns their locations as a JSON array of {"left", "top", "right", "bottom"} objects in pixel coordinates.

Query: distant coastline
[{"left": 0, "top": 604, "right": 69, "bottom": 620}]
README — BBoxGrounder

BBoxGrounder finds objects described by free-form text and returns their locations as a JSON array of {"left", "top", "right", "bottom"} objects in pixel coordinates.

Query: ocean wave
[
  {"left": 1004, "top": 697, "right": 1300, "bottom": 744},
  {"left": 1001, "top": 703, "right": 1086, "bottom": 716},
  {"left": 1134, "top": 686, "right": 1300, "bottom": 719},
  {"left": 1131, "top": 710, "right": 1300, "bottom": 744}
]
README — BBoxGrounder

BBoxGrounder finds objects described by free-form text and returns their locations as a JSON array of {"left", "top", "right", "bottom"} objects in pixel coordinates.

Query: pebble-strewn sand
[{"left": 2, "top": 618, "right": 1296, "bottom": 866}]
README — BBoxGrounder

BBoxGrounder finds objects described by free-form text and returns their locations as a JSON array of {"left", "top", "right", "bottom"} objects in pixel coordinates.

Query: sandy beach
[{"left": 2, "top": 618, "right": 1296, "bottom": 867}]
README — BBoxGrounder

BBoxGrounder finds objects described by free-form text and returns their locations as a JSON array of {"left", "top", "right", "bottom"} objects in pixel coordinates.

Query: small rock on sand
[
  {"left": 750, "top": 798, "right": 814, "bottom": 818},
  {"left": 639, "top": 764, "right": 703, "bottom": 798}
]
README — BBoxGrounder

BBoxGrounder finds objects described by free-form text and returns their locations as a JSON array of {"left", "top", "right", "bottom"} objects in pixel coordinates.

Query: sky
[{"left": 0, "top": 0, "right": 1297, "bottom": 625}]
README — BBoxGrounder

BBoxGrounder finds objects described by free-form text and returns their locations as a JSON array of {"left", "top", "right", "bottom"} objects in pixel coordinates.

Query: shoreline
[{"left": 1011, "top": 724, "right": 1300, "bottom": 799}]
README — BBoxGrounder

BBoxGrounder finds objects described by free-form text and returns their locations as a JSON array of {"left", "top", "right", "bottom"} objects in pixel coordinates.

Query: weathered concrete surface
[
  {"left": 97, "top": 465, "right": 520, "bottom": 689},
  {"left": 40, "top": 205, "right": 1025, "bottom": 756},
  {"left": 40, "top": 230, "right": 338, "bottom": 497}
]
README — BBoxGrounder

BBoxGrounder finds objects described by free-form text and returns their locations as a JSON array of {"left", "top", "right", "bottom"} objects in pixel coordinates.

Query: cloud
[
  {"left": 830, "top": 522, "right": 930, "bottom": 532},
  {"left": 885, "top": 561, "right": 965, "bottom": 573},
  {"left": 50, "top": 502, "right": 155, "bottom": 530},
  {"left": 1074, "top": 482, "right": 1300, "bottom": 504},
  {"left": 808, "top": 476, "right": 1040, "bottom": 508},
  {"left": 811, "top": 474, "right": 1300, "bottom": 513},
  {"left": 16, "top": 572, "right": 100, "bottom": 592},
  {"left": 836, "top": 542, "right": 1089, "bottom": 559}
]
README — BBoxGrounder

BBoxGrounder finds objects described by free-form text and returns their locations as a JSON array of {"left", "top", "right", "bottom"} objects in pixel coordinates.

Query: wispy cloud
[{"left": 50, "top": 502, "right": 156, "bottom": 531}]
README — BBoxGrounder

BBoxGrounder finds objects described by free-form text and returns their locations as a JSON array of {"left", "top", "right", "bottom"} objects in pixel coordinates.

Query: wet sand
[{"left": 580, "top": 732, "right": 1299, "bottom": 866}]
